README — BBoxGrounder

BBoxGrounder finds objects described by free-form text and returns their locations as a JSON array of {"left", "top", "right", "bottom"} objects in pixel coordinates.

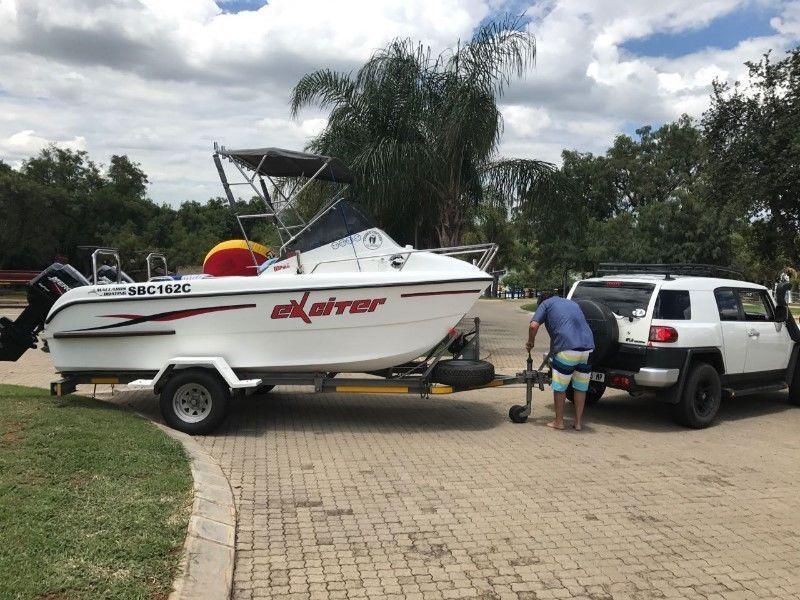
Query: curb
[{"left": 152, "top": 422, "right": 236, "bottom": 600}]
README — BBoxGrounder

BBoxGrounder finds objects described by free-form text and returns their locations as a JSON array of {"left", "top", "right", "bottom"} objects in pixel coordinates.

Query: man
[{"left": 526, "top": 296, "right": 595, "bottom": 431}]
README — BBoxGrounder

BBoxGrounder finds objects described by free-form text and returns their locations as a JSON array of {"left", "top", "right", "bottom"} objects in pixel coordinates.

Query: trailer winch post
[{"left": 455, "top": 317, "right": 481, "bottom": 361}]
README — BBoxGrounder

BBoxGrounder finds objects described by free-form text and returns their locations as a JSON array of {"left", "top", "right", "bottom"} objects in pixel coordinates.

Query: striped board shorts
[{"left": 551, "top": 350, "right": 592, "bottom": 393}]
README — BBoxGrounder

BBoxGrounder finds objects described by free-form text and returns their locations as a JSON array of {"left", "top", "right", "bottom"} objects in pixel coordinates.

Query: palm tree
[{"left": 290, "top": 16, "right": 553, "bottom": 248}]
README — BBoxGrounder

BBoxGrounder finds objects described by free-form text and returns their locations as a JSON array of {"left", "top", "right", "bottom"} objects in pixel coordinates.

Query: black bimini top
[{"left": 219, "top": 147, "right": 353, "bottom": 183}]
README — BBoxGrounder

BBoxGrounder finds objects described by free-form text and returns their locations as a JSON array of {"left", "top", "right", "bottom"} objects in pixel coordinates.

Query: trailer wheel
[
  {"left": 509, "top": 404, "right": 529, "bottom": 423},
  {"left": 432, "top": 359, "right": 494, "bottom": 387},
  {"left": 160, "top": 369, "right": 230, "bottom": 434}
]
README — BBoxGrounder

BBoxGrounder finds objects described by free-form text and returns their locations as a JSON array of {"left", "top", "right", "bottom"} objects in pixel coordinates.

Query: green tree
[
  {"left": 517, "top": 116, "right": 738, "bottom": 277},
  {"left": 0, "top": 147, "right": 284, "bottom": 272},
  {"left": 107, "top": 155, "right": 149, "bottom": 200},
  {"left": 290, "top": 16, "right": 553, "bottom": 248},
  {"left": 703, "top": 47, "right": 800, "bottom": 277}
]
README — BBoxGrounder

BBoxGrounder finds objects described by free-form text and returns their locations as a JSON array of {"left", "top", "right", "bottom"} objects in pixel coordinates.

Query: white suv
[{"left": 565, "top": 264, "right": 800, "bottom": 428}]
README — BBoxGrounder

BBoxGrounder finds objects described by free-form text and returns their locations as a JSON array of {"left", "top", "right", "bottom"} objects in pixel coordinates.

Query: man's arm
[
  {"left": 526, "top": 299, "right": 548, "bottom": 351},
  {"left": 526, "top": 321, "right": 540, "bottom": 351}
]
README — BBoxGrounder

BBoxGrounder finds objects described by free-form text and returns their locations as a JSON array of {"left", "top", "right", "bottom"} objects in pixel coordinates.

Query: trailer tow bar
[{"left": 508, "top": 351, "right": 549, "bottom": 423}]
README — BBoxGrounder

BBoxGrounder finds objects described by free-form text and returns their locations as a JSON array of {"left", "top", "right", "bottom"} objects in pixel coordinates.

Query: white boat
[{"left": 9, "top": 146, "right": 496, "bottom": 377}]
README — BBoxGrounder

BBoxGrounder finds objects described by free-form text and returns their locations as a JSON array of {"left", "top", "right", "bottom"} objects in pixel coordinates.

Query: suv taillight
[{"left": 649, "top": 325, "right": 678, "bottom": 343}]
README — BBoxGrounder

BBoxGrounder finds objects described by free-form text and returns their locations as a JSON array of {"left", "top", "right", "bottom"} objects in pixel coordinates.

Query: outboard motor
[{"left": 0, "top": 263, "right": 90, "bottom": 361}]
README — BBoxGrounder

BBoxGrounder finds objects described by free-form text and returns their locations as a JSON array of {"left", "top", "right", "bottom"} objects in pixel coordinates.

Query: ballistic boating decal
[
  {"left": 94, "top": 286, "right": 131, "bottom": 297},
  {"left": 64, "top": 303, "right": 256, "bottom": 332},
  {"left": 401, "top": 289, "right": 482, "bottom": 298},
  {"left": 270, "top": 292, "right": 386, "bottom": 324}
]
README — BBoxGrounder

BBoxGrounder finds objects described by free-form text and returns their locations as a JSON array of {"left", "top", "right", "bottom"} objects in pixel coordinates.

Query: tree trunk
[{"left": 436, "top": 193, "right": 464, "bottom": 247}]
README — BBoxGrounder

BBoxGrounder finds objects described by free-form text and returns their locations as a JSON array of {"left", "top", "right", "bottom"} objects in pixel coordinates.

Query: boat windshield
[{"left": 284, "top": 200, "right": 377, "bottom": 255}]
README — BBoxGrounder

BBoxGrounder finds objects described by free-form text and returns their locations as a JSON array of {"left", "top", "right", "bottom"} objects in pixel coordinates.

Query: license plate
[{"left": 590, "top": 372, "right": 605, "bottom": 383}]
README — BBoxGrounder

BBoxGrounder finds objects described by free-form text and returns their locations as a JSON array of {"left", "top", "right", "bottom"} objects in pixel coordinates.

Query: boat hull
[{"left": 43, "top": 272, "right": 491, "bottom": 374}]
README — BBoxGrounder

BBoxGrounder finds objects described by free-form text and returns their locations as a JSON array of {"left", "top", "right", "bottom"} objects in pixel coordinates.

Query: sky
[{"left": 1, "top": 0, "right": 799, "bottom": 205}]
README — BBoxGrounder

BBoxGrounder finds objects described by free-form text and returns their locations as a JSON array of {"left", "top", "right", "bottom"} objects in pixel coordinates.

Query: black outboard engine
[{"left": 0, "top": 263, "right": 90, "bottom": 361}]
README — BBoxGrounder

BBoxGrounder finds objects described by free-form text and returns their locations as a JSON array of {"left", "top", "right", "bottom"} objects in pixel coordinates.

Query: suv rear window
[
  {"left": 571, "top": 281, "right": 655, "bottom": 317},
  {"left": 653, "top": 290, "right": 691, "bottom": 320}
]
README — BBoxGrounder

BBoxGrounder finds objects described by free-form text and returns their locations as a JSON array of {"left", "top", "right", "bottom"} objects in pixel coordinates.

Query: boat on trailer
[
  {"left": 1, "top": 145, "right": 549, "bottom": 434},
  {"left": 41, "top": 145, "right": 496, "bottom": 374}
]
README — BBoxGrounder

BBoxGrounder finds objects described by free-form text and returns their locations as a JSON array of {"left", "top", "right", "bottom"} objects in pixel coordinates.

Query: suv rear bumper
[
  {"left": 634, "top": 367, "right": 679, "bottom": 387},
  {"left": 593, "top": 345, "right": 686, "bottom": 393}
]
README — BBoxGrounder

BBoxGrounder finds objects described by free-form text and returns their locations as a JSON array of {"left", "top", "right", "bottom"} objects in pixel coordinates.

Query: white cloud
[
  {"left": 501, "top": 105, "right": 552, "bottom": 138},
  {"left": 1, "top": 129, "right": 86, "bottom": 156},
  {"left": 0, "top": 0, "right": 798, "bottom": 203},
  {"left": 498, "top": 0, "right": 800, "bottom": 159}
]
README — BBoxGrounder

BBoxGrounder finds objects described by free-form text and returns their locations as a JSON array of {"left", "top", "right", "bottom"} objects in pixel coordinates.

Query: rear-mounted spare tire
[
  {"left": 573, "top": 299, "right": 619, "bottom": 364},
  {"left": 432, "top": 359, "right": 495, "bottom": 388}
]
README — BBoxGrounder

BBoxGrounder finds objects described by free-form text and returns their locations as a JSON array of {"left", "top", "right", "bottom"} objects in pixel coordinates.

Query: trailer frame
[{"left": 50, "top": 318, "right": 550, "bottom": 431}]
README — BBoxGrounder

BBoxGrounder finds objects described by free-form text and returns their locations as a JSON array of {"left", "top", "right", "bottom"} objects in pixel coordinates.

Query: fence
[{"left": 0, "top": 270, "right": 39, "bottom": 287}]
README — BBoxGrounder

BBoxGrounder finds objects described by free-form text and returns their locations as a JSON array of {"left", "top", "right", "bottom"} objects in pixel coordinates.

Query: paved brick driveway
[{"left": 3, "top": 300, "right": 800, "bottom": 599}]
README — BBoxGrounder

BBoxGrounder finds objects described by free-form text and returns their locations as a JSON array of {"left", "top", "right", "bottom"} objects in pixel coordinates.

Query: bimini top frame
[
  {"left": 213, "top": 142, "right": 499, "bottom": 274},
  {"left": 213, "top": 143, "right": 354, "bottom": 265}
]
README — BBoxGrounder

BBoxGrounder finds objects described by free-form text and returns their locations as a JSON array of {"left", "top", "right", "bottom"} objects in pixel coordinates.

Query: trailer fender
[{"left": 128, "top": 357, "right": 261, "bottom": 392}]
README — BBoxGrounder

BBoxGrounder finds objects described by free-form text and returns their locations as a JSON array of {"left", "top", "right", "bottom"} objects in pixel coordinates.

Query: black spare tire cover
[
  {"left": 573, "top": 299, "right": 618, "bottom": 364},
  {"left": 432, "top": 359, "right": 495, "bottom": 387}
]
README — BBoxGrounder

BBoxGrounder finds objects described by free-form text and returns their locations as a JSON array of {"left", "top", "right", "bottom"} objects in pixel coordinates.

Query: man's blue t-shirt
[{"left": 531, "top": 297, "right": 595, "bottom": 354}]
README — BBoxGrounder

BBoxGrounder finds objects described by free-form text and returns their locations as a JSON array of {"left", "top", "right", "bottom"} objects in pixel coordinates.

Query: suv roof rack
[{"left": 595, "top": 263, "right": 744, "bottom": 281}]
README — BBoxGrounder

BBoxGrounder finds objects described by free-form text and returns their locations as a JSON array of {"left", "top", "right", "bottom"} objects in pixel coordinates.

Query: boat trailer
[{"left": 50, "top": 318, "right": 552, "bottom": 432}]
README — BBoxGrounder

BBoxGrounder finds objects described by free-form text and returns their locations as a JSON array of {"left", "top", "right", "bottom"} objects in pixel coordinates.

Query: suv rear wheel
[
  {"left": 566, "top": 381, "right": 606, "bottom": 406},
  {"left": 673, "top": 362, "right": 721, "bottom": 428}
]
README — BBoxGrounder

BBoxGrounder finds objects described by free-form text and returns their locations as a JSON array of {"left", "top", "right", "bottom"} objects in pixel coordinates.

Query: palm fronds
[{"left": 289, "top": 15, "right": 546, "bottom": 247}]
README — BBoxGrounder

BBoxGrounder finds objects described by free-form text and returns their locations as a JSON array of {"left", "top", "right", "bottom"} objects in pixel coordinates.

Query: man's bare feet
[
  {"left": 546, "top": 421, "right": 565, "bottom": 430},
  {"left": 573, "top": 423, "right": 583, "bottom": 431}
]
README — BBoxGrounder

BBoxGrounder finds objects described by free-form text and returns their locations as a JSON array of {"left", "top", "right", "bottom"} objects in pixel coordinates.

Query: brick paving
[{"left": 3, "top": 300, "right": 800, "bottom": 599}]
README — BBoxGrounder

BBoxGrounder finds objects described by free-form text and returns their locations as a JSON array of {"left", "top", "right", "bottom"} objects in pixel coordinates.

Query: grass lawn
[
  {"left": 0, "top": 384, "right": 192, "bottom": 599},
  {"left": 520, "top": 301, "right": 538, "bottom": 313}
]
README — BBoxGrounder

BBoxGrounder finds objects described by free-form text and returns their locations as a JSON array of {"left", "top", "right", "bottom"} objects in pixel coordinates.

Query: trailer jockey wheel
[
  {"left": 160, "top": 369, "right": 230, "bottom": 434},
  {"left": 509, "top": 404, "right": 529, "bottom": 423}
]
